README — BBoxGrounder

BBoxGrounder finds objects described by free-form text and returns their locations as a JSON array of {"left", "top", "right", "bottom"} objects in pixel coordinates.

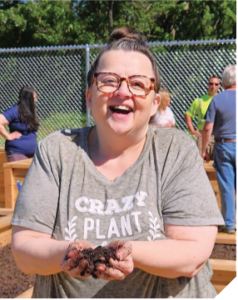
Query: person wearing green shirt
[{"left": 185, "top": 76, "right": 220, "bottom": 159}]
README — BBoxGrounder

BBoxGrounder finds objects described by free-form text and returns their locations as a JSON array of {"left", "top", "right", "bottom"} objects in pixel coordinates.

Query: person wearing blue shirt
[
  {"left": 202, "top": 65, "right": 236, "bottom": 234},
  {"left": 0, "top": 86, "right": 39, "bottom": 162}
]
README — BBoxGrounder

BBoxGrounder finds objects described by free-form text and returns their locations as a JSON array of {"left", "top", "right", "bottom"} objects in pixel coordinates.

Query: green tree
[
  {"left": 0, "top": 0, "right": 236, "bottom": 48},
  {"left": 0, "top": 0, "right": 83, "bottom": 47}
]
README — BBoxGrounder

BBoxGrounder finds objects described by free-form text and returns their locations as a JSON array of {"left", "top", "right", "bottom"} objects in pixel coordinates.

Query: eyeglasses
[
  {"left": 94, "top": 72, "right": 155, "bottom": 96},
  {"left": 208, "top": 82, "right": 219, "bottom": 86}
]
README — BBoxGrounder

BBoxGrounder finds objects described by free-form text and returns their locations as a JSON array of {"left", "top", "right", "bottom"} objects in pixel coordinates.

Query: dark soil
[
  {"left": 67, "top": 245, "right": 117, "bottom": 278},
  {"left": 210, "top": 243, "right": 236, "bottom": 260},
  {"left": 0, "top": 242, "right": 236, "bottom": 298},
  {"left": 0, "top": 244, "right": 35, "bottom": 299}
]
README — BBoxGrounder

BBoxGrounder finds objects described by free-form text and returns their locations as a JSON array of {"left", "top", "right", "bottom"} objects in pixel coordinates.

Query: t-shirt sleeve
[
  {"left": 205, "top": 98, "right": 216, "bottom": 122},
  {"left": 11, "top": 139, "right": 60, "bottom": 234},
  {"left": 161, "top": 138, "right": 224, "bottom": 226},
  {"left": 185, "top": 99, "right": 198, "bottom": 119},
  {"left": 2, "top": 105, "right": 18, "bottom": 123}
]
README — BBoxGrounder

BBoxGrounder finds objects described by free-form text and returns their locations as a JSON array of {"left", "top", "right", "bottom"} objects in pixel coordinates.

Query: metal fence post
[{"left": 85, "top": 44, "right": 91, "bottom": 126}]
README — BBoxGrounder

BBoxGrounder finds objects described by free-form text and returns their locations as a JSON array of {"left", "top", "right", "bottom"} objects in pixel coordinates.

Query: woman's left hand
[{"left": 94, "top": 240, "right": 134, "bottom": 281}]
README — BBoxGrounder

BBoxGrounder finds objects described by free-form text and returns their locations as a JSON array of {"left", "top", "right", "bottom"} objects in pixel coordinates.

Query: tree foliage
[{"left": 0, "top": 0, "right": 236, "bottom": 48}]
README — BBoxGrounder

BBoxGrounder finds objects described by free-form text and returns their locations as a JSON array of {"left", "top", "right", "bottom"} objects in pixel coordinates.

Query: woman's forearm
[
  {"left": 130, "top": 239, "right": 210, "bottom": 278},
  {"left": 0, "top": 124, "right": 9, "bottom": 139},
  {"left": 12, "top": 237, "right": 70, "bottom": 275}
]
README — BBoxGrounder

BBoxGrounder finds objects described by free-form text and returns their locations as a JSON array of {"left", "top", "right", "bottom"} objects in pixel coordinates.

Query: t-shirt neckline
[{"left": 80, "top": 126, "right": 154, "bottom": 186}]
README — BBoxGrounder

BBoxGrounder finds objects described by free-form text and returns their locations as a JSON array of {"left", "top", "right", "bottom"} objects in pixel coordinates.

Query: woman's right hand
[
  {"left": 60, "top": 241, "right": 95, "bottom": 278},
  {"left": 7, "top": 131, "right": 22, "bottom": 140}
]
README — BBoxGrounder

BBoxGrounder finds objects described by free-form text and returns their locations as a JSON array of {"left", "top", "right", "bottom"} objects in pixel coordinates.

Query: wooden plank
[
  {"left": 0, "top": 214, "right": 12, "bottom": 230},
  {"left": 0, "top": 208, "right": 14, "bottom": 215},
  {"left": 3, "top": 158, "right": 32, "bottom": 170},
  {"left": 15, "top": 287, "right": 34, "bottom": 298},
  {"left": 213, "top": 282, "right": 228, "bottom": 295},
  {"left": 3, "top": 159, "right": 32, "bottom": 208},
  {"left": 210, "top": 258, "right": 236, "bottom": 295},
  {"left": 209, "top": 259, "right": 236, "bottom": 272},
  {"left": 0, "top": 152, "right": 7, "bottom": 208},
  {"left": 4, "top": 167, "right": 15, "bottom": 208},
  {"left": 203, "top": 161, "right": 222, "bottom": 210},
  {"left": 216, "top": 232, "right": 236, "bottom": 245},
  {"left": 0, "top": 228, "right": 12, "bottom": 247}
]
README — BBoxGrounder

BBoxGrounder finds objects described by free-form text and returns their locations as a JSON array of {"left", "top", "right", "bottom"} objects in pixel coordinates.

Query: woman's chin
[{"left": 107, "top": 122, "right": 132, "bottom": 136}]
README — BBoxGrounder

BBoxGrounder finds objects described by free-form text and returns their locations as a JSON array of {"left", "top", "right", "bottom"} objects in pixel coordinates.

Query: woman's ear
[
  {"left": 151, "top": 93, "right": 161, "bottom": 116},
  {"left": 156, "top": 93, "right": 161, "bottom": 107},
  {"left": 85, "top": 89, "right": 92, "bottom": 109}
]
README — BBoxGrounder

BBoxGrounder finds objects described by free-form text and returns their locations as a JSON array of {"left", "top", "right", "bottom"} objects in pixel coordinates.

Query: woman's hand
[
  {"left": 61, "top": 240, "right": 95, "bottom": 278},
  {"left": 7, "top": 131, "right": 22, "bottom": 140},
  {"left": 94, "top": 240, "right": 134, "bottom": 281}
]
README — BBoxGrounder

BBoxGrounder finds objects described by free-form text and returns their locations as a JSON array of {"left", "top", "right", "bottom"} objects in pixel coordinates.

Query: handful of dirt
[{"left": 66, "top": 245, "right": 118, "bottom": 278}]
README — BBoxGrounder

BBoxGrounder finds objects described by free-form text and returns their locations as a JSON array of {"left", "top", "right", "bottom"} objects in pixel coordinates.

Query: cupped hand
[
  {"left": 94, "top": 240, "right": 134, "bottom": 281},
  {"left": 61, "top": 240, "right": 95, "bottom": 278},
  {"left": 7, "top": 131, "right": 22, "bottom": 140}
]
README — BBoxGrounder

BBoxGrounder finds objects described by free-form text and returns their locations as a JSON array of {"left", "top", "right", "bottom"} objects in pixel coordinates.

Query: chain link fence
[{"left": 0, "top": 39, "right": 236, "bottom": 147}]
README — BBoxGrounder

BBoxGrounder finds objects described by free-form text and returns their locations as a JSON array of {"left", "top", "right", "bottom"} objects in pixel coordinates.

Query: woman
[
  {"left": 11, "top": 27, "right": 224, "bottom": 298},
  {"left": 0, "top": 86, "right": 39, "bottom": 162},
  {"left": 150, "top": 88, "right": 175, "bottom": 127}
]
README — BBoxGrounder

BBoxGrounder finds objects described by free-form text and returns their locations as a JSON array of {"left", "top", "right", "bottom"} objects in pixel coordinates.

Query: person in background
[
  {"left": 0, "top": 86, "right": 39, "bottom": 162},
  {"left": 149, "top": 88, "right": 175, "bottom": 127},
  {"left": 202, "top": 65, "right": 236, "bottom": 234},
  {"left": 11, "top": 27, "right": 223, "bottom": 298},
  {"left": 185, "top": 76, "right": 220, "bottom": 159}
]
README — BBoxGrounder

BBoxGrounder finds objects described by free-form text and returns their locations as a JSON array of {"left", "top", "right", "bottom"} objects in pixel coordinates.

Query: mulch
[
  {"left": 210, "top": 243, "right": 236, "bottom": 260},
  {"left": 0, "top": 242, "right": 236, "bottom": 298},
  {"left": 0, "top": 244, "right": 35, "bottom": 299}
]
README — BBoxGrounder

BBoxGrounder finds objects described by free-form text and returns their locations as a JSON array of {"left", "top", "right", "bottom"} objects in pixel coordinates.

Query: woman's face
[{"left": 86, "top": 50, "right": 160, "bottom": 136}]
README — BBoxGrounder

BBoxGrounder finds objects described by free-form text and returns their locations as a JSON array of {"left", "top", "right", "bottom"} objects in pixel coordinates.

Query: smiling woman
[{"left": 11, "top": 27, "right": 224, "bottom": 298}]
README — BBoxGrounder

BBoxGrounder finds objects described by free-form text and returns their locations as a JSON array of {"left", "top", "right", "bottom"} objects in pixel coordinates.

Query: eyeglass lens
[{"left": 209, "top": 82, "right": 219, "bottom": 86}]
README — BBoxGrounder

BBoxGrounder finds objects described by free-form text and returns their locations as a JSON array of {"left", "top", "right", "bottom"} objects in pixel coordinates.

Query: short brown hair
[{"left": 87, "top": 27, "right": 161, "bottom": 92}]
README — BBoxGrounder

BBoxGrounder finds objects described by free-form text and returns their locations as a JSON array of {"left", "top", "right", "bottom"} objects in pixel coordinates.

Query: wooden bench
[
  {"left": 210, "top": 258, "right": 236, "bottom": 294},
  {"left": 0, "top": 150, "right": 8, "bottom": 208},
  {"left": 3, "top": 158, "right": 32, "bottom": 208}
]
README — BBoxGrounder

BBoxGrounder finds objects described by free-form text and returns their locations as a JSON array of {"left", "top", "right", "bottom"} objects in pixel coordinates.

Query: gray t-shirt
[{"left": 11, "top": 125, "right": 224, "bottom": 298}]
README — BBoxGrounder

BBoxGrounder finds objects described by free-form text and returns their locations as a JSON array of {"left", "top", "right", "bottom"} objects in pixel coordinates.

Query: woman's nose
[{"left": 115, "top": 80, "right": 132, "bottom": 97}]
